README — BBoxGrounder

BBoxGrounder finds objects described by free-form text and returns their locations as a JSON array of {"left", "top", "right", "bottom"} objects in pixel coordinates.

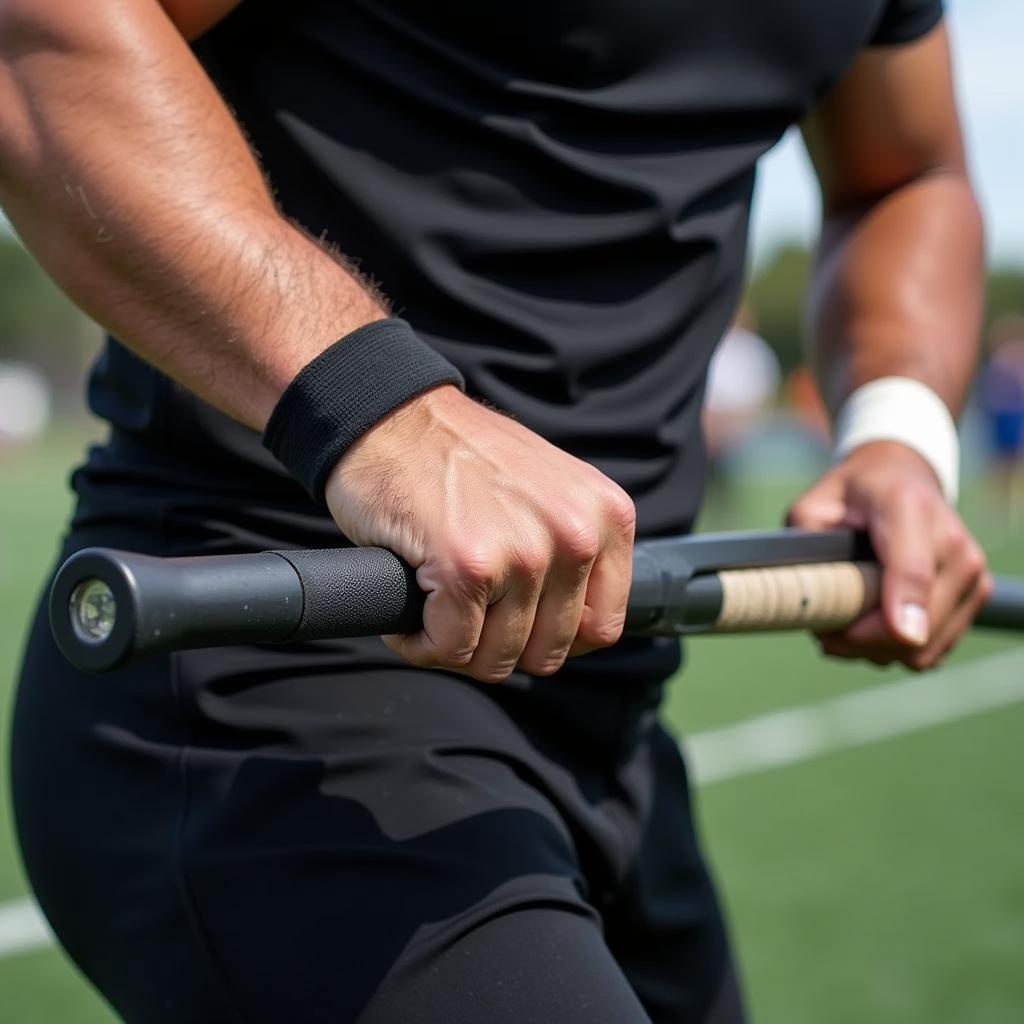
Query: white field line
[
  {"left": 0, "top": 897, "right": 52, "bottom": 960},
  {"left": 2, "top": 646, "right": 1023, "bottom": 962},
  {"left": 685, "top": 646, "right": 1024, "bottom": 785}
]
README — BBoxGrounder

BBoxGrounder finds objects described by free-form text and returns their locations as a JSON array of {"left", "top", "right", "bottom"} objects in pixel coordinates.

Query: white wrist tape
[{"left": 832, "top": 376, "right": 960, "bottom": 504}]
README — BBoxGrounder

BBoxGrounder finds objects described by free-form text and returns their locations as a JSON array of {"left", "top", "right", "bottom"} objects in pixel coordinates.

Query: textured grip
[
  {"left": 713, "top": 562, "right": 881, "bottom": 633},
  {"left": 272, "top": 547, "right": 425, "bottom": 640}
]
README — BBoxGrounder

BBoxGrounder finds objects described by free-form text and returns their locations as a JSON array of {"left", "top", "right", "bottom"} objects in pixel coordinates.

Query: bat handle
[{"left": 709, "top": 562, "right": 881, "bottom": 633}]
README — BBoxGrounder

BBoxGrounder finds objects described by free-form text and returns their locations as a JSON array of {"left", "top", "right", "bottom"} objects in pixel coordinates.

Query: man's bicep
[{"left": 802, "top": 21, "right": 966, "bottom": 215}]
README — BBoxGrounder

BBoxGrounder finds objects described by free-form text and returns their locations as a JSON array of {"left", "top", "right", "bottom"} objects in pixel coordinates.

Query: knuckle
[
  {"left": 962, "top": 543, "right": 987, "bottom": 579},
  {"left": 537, "top": 659, "right": 568, "bottom": 677},
  {"left": 939, "top": 519, "right": 971, "bottom": 563},
  {"left": 942, "top": 516, "right": 969, "bottom": 548},
  {"left": 893, "top": 561, "right": 934, "bottom": 592},
  {"left": 450, "top": 545, "right": 500, "bottom": 590},
  {"left": 520, "top": 647, "right": 571, "bottom": 677},
  {"left": 606, "top": 488, "right": 637, "bottom": 534},
  {"left": 556, "top": 516, "right": 602, "bottom": 564},
  {"left": 472, "top": 662, "right": 517, "bottom": 685},
  {"left": 439, "top": 645, "right": 476, "bottom": 668},
  {"left": 511, "top": 542, "right": 550, "bottom": 581},
  {"left": 579, "top": 611, "right": 626, "bottom": 649},
  {"left": 901, "top": 479, "right": 939, "bottom": 510}
]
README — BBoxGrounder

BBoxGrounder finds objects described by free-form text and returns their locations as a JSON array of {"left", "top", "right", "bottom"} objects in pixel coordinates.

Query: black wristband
[{"left": 262, "top": 318, "right": 465, "bottom": 501}]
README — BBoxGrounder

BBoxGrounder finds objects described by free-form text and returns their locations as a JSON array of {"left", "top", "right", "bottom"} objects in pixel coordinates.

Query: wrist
[
  {"left": 328, "top": 381, "right": 465, "bottom": 476},
  {"left": 834, "top": 439, "right": 947, "bottom": 493},
  {"left": 832, "top": 376, "right": 960, "bottom": 504},
  {"left": 262, "top": 319, "right": 465, "bottom": 502}
]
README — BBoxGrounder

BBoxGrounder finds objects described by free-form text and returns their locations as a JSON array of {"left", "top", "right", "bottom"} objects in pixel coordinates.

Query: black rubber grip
[{"left": 273, "top": 547, "right": 424, "bottom": 640}]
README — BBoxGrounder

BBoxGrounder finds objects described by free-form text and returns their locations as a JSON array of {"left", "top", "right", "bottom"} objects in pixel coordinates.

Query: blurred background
[{"left": 1, "top": 0, "right": 1022, "bottom": 1020}]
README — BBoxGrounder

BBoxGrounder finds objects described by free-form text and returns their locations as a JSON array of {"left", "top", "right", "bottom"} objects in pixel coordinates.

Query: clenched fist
[{"left": 325, "top": 384, "right": 636, "bottom": 682}]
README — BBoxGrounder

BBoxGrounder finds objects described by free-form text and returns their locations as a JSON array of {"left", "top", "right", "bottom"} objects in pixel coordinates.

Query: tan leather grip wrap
[{"left": 713, "top": 562, "right": 882, "bottom": 633}]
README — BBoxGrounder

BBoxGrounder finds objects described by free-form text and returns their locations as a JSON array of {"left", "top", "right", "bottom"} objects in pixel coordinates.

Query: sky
[{"left": 752, "top": 0, "right": 1024, "bottom": 266}]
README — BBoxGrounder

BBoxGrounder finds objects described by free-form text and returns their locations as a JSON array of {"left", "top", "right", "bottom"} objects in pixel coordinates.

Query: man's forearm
[
  {"left": 807, "top": 168, "right": 985, "bottom": 416},
  {"left": 0, "top": 0, "right": 385, "bottom": 429}
]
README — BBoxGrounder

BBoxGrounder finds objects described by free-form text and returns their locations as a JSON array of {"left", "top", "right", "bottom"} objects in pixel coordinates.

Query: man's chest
[{"left": 373, "top": 0, "right": 888, "bottom": 106}]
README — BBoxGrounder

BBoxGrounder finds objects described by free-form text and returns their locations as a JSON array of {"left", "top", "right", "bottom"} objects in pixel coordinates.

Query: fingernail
[{"left": 898, "top": 603, "right": 929, "bottom": 646}]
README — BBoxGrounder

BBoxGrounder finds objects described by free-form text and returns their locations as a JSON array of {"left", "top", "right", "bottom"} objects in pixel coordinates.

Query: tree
[
  {"left": 746, "top": 243, "right": 811, "bottom": 373},
  {"left": 747, "top": 241, "right": 1024, "bottom": 370}
]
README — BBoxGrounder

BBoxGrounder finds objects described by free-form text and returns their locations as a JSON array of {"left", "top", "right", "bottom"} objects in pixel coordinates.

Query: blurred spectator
[
  {"left": 702, "top": 306, "right": 781, "bottom": 522},
  {"left": 0, "top": 360, "right": 51, "bottom": 447},
  {"left": 981, "top": 315, "right": 1024, "bottom": 525},
  {"left": 703, "top": 307, "right": 781, "bottom": 457}
]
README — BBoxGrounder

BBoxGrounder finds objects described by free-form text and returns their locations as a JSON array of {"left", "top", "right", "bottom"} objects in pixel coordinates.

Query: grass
[
  {"left": 1, "top": 428, "right": 119, "bottom": 1021},
  {"left": 704, "top": 703, "right": 1024, "bottom": 1023},
  {"left": 1, "top": 430, "right": 1022, "bottom": 1022}
]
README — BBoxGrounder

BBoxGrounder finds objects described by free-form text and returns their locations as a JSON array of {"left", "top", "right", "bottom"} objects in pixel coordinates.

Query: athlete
[{"left": 2, "top": 1, "right": 992, "bottom": 1021}]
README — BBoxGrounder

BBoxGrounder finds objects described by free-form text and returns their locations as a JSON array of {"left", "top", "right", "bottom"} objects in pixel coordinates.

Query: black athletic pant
[{"left": 13, "top": 529, "right": 745, "bottom": 1023}]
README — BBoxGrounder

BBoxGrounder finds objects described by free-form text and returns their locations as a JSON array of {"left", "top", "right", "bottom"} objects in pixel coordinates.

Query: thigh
[
  {"left": 12, "top": 592, "right": 242, "bottom": 1022},
  {"left": 606, "top": 726, "right": 748, "bottom": 1024},
  {"left": 13, "top": 587, "right": 653, "bottom": 1023},
  {"left": 358, "top": 906, "right": 652, "bottom": 1024}
]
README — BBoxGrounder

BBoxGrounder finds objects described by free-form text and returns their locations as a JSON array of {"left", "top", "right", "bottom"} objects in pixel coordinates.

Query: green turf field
[{"left": 2, "top": 431, "right": 1022, "bottom": 1022}]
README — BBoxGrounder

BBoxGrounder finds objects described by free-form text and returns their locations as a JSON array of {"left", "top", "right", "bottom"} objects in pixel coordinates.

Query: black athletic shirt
[{"left": 74, "top": 0, "right": 943, "bottom": 547}]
